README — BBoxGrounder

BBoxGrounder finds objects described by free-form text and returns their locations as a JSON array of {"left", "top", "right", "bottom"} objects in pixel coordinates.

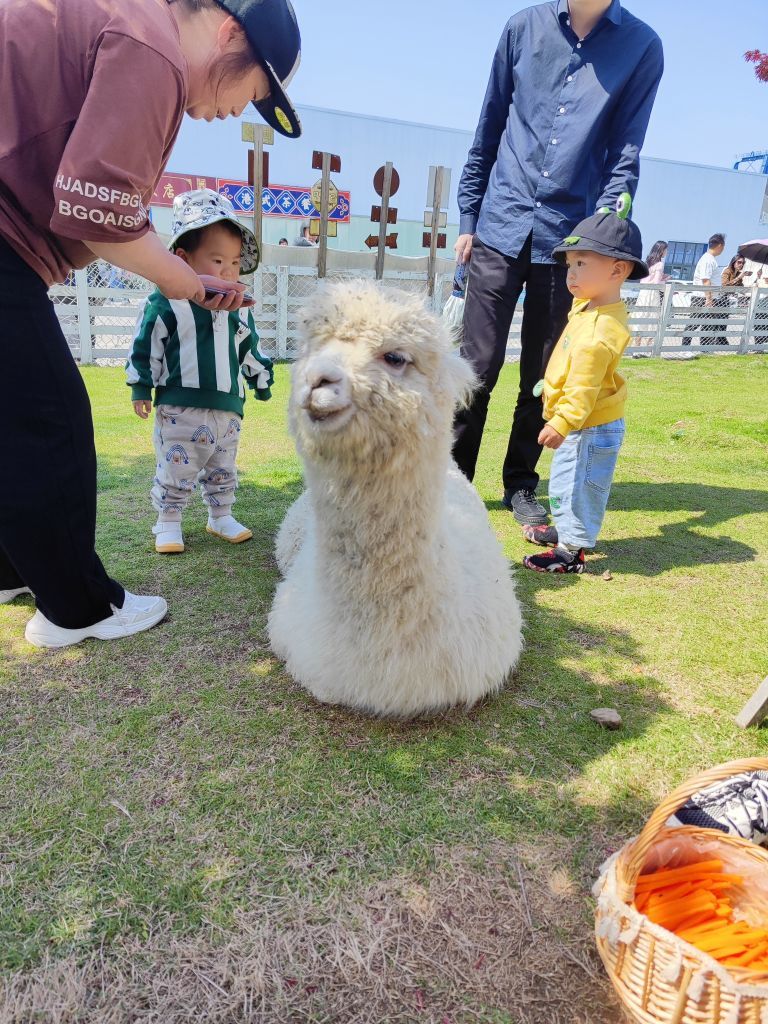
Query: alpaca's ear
[{"left": 443, "top": 351, "right": 477, "bottom": 410}]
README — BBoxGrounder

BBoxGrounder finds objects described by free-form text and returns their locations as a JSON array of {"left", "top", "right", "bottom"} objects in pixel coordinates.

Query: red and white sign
[{"left": 152, "top": 173, "right": 218, "bottom": 207}]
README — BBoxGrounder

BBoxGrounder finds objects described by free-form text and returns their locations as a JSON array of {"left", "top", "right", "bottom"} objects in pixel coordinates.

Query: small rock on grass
[
  {"left": 602, "top": 570, "right": 613, "bottom": 581},
  {"left": 590, "top": 708, "right": 622, "bottom": 730}
]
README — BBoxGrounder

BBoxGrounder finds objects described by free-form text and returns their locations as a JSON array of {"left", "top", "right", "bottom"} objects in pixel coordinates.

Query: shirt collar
[{"left": 557, "top": 1, "right": 622, "bottom": 28}]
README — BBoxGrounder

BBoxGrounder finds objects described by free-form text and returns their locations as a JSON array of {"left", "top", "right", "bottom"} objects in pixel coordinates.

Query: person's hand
[
  {"left": 454, "top": 233, "right": 474, "bottom": 265},
  {"left": 197, "top": 275, "right": 249, "bottom": 312},
  {"left": 156, "top": 256, "right": 206, "bottom": 302},
  {"left": 133, "top": 400, "right": 152, "bottom": 419},
  {"left": 538, "top": 424, "right": 565, "bottom": 449}
]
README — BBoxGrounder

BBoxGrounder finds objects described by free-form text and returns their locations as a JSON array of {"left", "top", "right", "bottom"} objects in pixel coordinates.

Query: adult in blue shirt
[{"left": 453, "top": 0, "right": 663, "bottom": 526}]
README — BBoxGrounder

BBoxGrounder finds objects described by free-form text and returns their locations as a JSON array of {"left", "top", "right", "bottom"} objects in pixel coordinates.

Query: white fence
[{"left": 51, "top": 256, "right": 768, "bottom": 364}]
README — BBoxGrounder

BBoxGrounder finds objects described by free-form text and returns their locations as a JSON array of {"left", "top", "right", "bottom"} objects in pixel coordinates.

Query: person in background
[
  {"left": 742, "top": 258, "right": 768, "bottom": 347},
  {"left": 683, "top": 233, "right": 725, "bottom": 346},
  {"left": 295, "top": 225, "right": 316, "bottom": 247},
  {"left": 636, "top": 239, "right": 667, "bottom": 345},
  {"left": 452, "top": 0, "right": 664, "bottom": 528},
  {"left": 715, "top": 254, "right": 747, "bottom": 345},
  {"left": 278, "top": 237, "right": 289, "bottom": 246},
  {"left": 0, "top": 0, "right": 302, "bottom": 648},
  {"left": 721, "top": 254, "right": 746, "bottom": 289}
]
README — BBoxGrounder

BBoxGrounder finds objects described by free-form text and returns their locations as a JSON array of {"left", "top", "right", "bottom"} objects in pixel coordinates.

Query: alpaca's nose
[
  {"left": 300, "top": 357, "right": 351, "bottom": 421},
  {"left": 306, "top": 359, "right": 345, "bottom": 393}
]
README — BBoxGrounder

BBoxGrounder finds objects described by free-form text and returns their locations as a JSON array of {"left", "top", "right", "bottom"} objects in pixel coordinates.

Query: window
[{"left": 666, "top": 240, "right": 707, "bottom": 281}]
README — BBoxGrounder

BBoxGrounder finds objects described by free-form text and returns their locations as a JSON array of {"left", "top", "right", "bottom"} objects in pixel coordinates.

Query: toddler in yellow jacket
[{"left": 523, "top": 201, "right": 647, "bottom": 575}]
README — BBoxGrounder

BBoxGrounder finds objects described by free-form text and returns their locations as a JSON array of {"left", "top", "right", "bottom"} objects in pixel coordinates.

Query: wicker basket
[{"left": 594, "top": 758, "right": 768, "bottom": 1024}]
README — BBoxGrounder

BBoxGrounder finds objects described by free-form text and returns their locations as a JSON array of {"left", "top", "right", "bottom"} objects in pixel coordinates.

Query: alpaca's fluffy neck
[{"left": 304, "top": 437, "right": 449, "bottom": 614}]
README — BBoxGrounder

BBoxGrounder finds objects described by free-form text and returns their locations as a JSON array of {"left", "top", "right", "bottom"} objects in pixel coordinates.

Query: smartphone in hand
[{"left": 203, "top": 286, "right": 255, "bottom": 307}]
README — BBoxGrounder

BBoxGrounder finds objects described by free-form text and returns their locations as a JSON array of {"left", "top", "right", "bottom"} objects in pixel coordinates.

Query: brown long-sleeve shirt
[{"left": 0, "top": 0, "right": 188, "bottom": 284}]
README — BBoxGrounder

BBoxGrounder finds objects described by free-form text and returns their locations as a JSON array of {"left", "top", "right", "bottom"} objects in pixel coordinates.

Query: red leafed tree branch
[{"left": 745, "top": 50, "right": 768, "bottom": 82}]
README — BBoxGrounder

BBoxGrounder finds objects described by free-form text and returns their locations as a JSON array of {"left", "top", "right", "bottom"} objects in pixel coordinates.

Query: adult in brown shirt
[{"left": 0, "top": 0, "right": 302, "bottom": 648}]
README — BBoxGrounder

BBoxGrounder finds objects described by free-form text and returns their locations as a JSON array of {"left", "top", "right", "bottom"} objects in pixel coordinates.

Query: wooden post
[
  {"left": 276, "top": 264, "right": 289, "bottom": 359},
  {"left": 654, "top": 282, "right": 674, "bottom": 356},
  {"left": 242, "top": 122, "right": 273, "bottom": 270},
  {"left": 427, "top": 166, "right": 445, "bottom": 299},
  {"left": 742, "top": 285, "right": 760, "bottom": 354},
  {"left": 75, "top": 268, "right": 93, "bottom": 364},
  {"left": 318, "top": 151, "right": 331, "bottom": 280},
  {"left": 736, "top": 677, "right": 768, "bottom": 729},
  {"left": 375, "top": 162, "right": 394, "bottom": 281}
]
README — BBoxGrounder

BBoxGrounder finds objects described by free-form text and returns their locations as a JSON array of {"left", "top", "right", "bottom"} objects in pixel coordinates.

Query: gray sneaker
[
  {"left": 502, "top": 488, "right": 549, "bottom": 526},
  {"left": 667, "top": 772, "right": 768, "bottom": 845}
]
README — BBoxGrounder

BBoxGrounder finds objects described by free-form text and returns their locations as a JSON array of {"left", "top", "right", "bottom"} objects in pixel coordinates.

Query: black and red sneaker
[
  {"left": 522, "top": 524, "right": 559, "bottom": 547},
  {"left": 523, "top": 546, "right": 585, "bottom": 575}
]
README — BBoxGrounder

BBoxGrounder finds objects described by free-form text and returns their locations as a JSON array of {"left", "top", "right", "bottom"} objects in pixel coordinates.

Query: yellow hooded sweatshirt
[{"left": 542, "top": 298, "right": 630, "bottom": 438}]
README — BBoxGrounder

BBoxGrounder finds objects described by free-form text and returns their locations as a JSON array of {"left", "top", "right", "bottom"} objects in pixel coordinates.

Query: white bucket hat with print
[{"left": 168, "top": 188, "right": 260, "bottom": 275}]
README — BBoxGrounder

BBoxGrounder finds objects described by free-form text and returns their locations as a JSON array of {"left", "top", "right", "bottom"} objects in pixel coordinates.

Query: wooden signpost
[
  {"left": 736, "top": 676, "right": 768, "bottom": 729},
  {"left": 369, "top": 163, "right": 400, "bottom": 279},
  {"left": 423, "top": 165, "right": 451, "bottom": 297},
  {"left": 241, "top": 121, "right": 274, "bottom": 259},
  {"left": 311, "top": 150, "right": 341, "bottom": 279}
]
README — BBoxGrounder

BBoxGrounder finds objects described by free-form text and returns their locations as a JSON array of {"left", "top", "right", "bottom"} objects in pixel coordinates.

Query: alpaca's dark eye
[{"left": 383, "top": 352, "right": 407, "bottom": 367}]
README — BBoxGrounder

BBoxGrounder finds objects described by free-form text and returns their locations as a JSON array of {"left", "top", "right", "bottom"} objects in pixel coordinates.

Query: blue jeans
[{"left": 548, "top": 419, "right": 625, "bottom": 550}]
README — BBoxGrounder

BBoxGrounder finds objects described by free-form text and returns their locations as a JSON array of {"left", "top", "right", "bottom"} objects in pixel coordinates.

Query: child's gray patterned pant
[{"left": 151, "top": 405, "right": 243, "bottom": 523}]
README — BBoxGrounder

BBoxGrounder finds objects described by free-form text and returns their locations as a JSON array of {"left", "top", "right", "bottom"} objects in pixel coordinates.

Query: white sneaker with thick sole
[
  {"left": 0, "top": 587, "right": 32, "bottom": 605},
  {"left": 206, "top": 515, "right": 252, "bottom": 544},
  {"left": 153, "top": 522, "right": 185, "bottom": 554},
  {"left": 24, "top": 591, "right": 168, "bottom": 649}
]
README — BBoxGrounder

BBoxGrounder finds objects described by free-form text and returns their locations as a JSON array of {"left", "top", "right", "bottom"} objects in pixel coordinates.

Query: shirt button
[
  {"left": 559, "top": 107, "right": 566, "bottom": 113},
  {"left": 567, "top": 75, "right": 573, "bottom": 82},
  {"left": 536, "top": 202, "right": 542, "bottom": 208},
  {"left": 576, "top": 42, "right": 582, "bottom": 49},
  {"left": 552, "top": 139, "right": 558, "bottom": 145},
  {"left": 543, "top": 171, "right": 549, "bottom": 177}
]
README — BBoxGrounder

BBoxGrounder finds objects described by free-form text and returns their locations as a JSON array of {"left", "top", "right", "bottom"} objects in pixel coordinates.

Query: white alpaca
[{"left": 268, "top": 280, "right": 523, "bottom": 718}]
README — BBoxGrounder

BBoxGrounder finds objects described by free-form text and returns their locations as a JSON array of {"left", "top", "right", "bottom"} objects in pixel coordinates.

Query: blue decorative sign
[{"left": 217, "top": 180, "right": 351, "bottom": 221}]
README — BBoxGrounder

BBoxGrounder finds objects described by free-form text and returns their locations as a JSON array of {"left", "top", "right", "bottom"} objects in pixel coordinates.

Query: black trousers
[
  {"left": 683, "top": 295, "right": 720, "bottom": 346},
  {"left": 0, "top": 237, "right": 124, "bottom": 628},
  {"left": 452, "top": 235, "right": 571, "bottom": 493}
]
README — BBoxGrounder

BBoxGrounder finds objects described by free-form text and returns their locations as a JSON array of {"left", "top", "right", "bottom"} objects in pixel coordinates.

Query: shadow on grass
[
  {"left": 599, "top": 482, "right": 761, "bottom": 576},
  {"left": 487, "top": 481, "right": 760, "bottom": 576}
]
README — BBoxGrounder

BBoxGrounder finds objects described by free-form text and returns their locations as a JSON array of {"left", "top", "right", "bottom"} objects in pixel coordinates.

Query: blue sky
[{"left": 286, "top": 1, "right": 765, "bottom": 170}]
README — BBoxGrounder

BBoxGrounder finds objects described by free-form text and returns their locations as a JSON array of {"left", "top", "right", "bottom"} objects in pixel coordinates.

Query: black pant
[
  {"left": 452, "top": 235, "right": 571, "bottom": 493},
  {"left": 683, "top": 295, "right": 720, "bottom": 346},
  {"left": 0, "top": 237, "right": 124, "bottom": 627}
]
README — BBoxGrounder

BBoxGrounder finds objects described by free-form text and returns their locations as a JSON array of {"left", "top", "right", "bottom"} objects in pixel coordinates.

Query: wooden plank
[
  {"left": 736, "top": 676, "right": 768, "bottom": 729},
  {"left": 375, "top": 162, "right": 393, "bottom": 282}
]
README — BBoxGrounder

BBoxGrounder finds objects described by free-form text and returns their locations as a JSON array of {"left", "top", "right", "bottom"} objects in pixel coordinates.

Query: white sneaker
[
  {"left": 206, "top": 515, "right": 252, "bottom": 544},
  {"left": 0, "top": 587, "right": 32, "bottom": 605},
  {"left": 152, "top": 522, "right": 184, "bottom": 554},
  {"left": 24, "top": 591, "right": 168, "bottom": 649}
]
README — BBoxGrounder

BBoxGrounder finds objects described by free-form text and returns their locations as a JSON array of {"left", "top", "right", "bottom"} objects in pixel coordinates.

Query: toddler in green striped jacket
[{"left": 126, "top": 189, "right": 273, "bottom": 554}]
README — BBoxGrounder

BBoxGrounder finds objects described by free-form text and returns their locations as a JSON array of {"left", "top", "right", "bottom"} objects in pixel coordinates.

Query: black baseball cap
[
  {"left": 215, "top": 0, "right": 302, "bottom": 138},
  {"left": 552, "top": 209, "right": 649, "bottom": 281}
]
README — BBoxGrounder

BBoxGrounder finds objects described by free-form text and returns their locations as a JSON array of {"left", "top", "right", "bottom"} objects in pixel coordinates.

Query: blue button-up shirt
[{"left": 458, "top": 0, "right": 663, "bottom": 263}]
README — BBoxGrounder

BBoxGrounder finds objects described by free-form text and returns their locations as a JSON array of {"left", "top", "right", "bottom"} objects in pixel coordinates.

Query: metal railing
[{"left": 50, "top": 263, "right": 768, "bottom": 365}]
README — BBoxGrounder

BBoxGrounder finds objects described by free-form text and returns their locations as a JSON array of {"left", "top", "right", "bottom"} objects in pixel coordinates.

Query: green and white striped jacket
[{"left": 126, "top": 292, "right": 273, "bottom": 417}]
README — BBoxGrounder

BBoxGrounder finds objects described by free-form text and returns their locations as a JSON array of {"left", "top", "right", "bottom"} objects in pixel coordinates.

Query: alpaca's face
[{"left": 290, "top": 281, "right": 474, "bottom": 464}]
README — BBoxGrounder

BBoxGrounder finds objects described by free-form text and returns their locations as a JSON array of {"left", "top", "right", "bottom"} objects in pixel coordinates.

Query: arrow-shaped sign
[{"left": 365, "top": 233, "right": 398, "bottom": 250}]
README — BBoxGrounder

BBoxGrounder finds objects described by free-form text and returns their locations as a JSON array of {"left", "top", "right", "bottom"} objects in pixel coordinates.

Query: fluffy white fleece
[{"left": 268, "top": 280, "right": 523, "bottom": 718}]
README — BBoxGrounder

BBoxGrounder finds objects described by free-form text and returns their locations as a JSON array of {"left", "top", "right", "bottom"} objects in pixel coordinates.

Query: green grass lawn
[{"left": 1, "top": 357, "right": 767, "bottom": 1023}]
